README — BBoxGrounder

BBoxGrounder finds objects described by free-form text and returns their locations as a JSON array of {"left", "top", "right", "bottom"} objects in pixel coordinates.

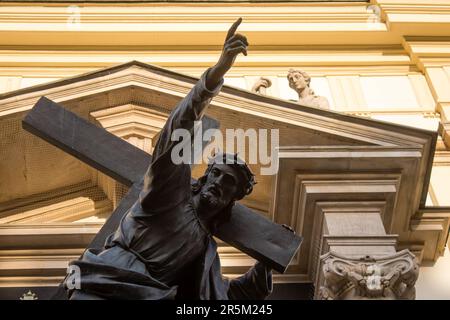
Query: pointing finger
[{"left": 225, "top": 17, "right": 242, "bottom": 41}]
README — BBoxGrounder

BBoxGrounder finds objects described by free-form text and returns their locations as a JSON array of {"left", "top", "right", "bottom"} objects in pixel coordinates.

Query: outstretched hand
[
  {"left": 206, "top": 18, "right": 248, "bottom": 90},
  {"left": 219, "top": 18, "right": 248, "bottom": 71}
]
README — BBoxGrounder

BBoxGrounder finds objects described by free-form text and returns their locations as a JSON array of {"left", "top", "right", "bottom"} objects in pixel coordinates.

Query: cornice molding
[
  {"left": 403, "top": 38, "right": 450, "bottom": 70},
  {"left": 0, "top": 182, "right": 112, "bottom": 224},
  {"left": 0, "top": 62, "right": 435, "bottom": 150},
  {"left": 0, "top": 0, "right": 367, "bottom": 3},
  {"left": 0, "top": 223, "right": 102, "bottom": 250},
  {"left": 0, "top": 3, "right": 380, "bottom": 25},
  {"left": 90, "top": 104, "right": 167, "bottom": 141},
  {"left": 0, "top": 3, "right": 395, "bottom": 46},
  {"left": 0, "top": 1, "right": 449, "bottom": 47},
  {"left": 0, "top": 47, "right": 411, "bottom": 69},
  {"left": 374, "top": 0, "right": 450, "bottom": 38},
  {"left": 407, "top": 207, "right": 450, "bottom": 261}
]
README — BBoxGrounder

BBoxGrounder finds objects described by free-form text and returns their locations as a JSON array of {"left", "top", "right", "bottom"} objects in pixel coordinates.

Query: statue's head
[
  {"left": 287, "top": 69, "right": 311, "bottom": 93},
  {"left": 192, "top": 153, "right": 256, "bottom": 229}
]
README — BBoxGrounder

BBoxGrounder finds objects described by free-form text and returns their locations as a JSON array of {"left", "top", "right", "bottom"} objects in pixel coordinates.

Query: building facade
[{"left": 0, "top": 0, "right": 449, "bottom": 299}]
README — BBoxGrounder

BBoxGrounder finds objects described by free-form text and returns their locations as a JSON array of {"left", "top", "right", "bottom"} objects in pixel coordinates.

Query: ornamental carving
[{"left": 319, "top": 250, "right": 419, "bottom": 300}]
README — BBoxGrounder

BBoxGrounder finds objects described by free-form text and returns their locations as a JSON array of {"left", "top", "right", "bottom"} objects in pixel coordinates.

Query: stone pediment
[
  {"left": 0, "top": 60, "right": 435, "bottom": 201},
  {"left": 0, "top": 60, "right": 435, "bottom": 150},
  {"left": 0, "top": 61, "right": 439, "bottom": 283}
]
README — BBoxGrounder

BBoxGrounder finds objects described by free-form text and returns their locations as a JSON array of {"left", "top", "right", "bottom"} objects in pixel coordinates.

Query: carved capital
[{"left": 318, "top": 250, "right": 419, "bottom": 300}]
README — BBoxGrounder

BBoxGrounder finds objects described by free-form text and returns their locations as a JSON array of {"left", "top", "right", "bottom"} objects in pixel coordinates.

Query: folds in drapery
[{"left": 66, "top": 238, "right": 272, "bottom": 300}]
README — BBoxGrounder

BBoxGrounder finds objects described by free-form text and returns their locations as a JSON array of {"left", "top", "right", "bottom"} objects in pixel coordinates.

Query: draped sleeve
[
  {"left": 227, "top": 262, "right": 273, "bottom": 300},
  {"left": 139, "top": 69, "right": 223, "bottom": 214}
]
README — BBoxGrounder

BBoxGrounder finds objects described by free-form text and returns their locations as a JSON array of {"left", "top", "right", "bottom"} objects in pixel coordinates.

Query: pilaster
[
  {"left": 314, "top": 209, "right": 419, "bottom": 300},
  {"left": 403, "top": 39, "right": 450, "bottom": 146}
]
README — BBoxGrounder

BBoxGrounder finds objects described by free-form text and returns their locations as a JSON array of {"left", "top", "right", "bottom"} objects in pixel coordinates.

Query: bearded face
[{"left": 198, "top": 164, "right": 242, "bottom": 212}]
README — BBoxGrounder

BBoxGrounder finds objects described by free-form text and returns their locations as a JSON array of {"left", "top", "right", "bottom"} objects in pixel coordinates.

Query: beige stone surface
[{"left": 416, "top": 246, "right": 450, "bottom": 300}]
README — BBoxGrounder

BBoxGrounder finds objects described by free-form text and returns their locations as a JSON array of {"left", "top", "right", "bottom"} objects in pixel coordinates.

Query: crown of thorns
[{"left": 205, "top": 152, "right": 257, "bottom": 200}]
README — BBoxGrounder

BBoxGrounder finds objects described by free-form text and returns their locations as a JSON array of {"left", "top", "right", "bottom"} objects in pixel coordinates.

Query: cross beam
[{"left": 22, "top": 97, "right": 302, "bottom": 277}]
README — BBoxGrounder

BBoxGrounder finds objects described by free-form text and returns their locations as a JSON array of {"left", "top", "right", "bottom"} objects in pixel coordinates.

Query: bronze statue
[
  {"left": 287, "top": 68, "right": 330, "bottom": 109},
  {"left": 64, "top": 18, "right": 286, "bottom": 300}
]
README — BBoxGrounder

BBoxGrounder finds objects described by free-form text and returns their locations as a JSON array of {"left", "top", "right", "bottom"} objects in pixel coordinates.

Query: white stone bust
[{"left": 287, "top": 69, "right": 330, "bottom": 110}]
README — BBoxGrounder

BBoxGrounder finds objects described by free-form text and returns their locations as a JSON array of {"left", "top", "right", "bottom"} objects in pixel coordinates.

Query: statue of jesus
[{"left": 65, "top": 18, "right": 282, "bottom": 300}]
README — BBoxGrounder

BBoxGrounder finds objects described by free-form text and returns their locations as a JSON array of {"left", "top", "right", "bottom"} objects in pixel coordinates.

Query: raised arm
[
  {"left": 206, "top": 18, "right": 248, "bottom": 90},
  {"left": 139, "top": 18, "right": 249, "bottom": 214},
  {"left": 165, "top": 17, "right": 248, "bottom": 130}
]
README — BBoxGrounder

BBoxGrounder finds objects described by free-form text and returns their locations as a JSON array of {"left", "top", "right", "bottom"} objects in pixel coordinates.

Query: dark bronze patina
[{"left": 22, "top": 19, "right": 302, "bottom": 300}]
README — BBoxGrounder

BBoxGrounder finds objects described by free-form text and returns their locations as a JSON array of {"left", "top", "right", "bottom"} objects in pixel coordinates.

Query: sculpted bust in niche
[{"left": 287, "top": 69, "right": 330, "bottom": 110}]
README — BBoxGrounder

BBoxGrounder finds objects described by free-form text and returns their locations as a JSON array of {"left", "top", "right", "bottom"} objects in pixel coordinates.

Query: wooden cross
[{"left": 22, "top": 96, "right": 303, "bottom": 298}]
